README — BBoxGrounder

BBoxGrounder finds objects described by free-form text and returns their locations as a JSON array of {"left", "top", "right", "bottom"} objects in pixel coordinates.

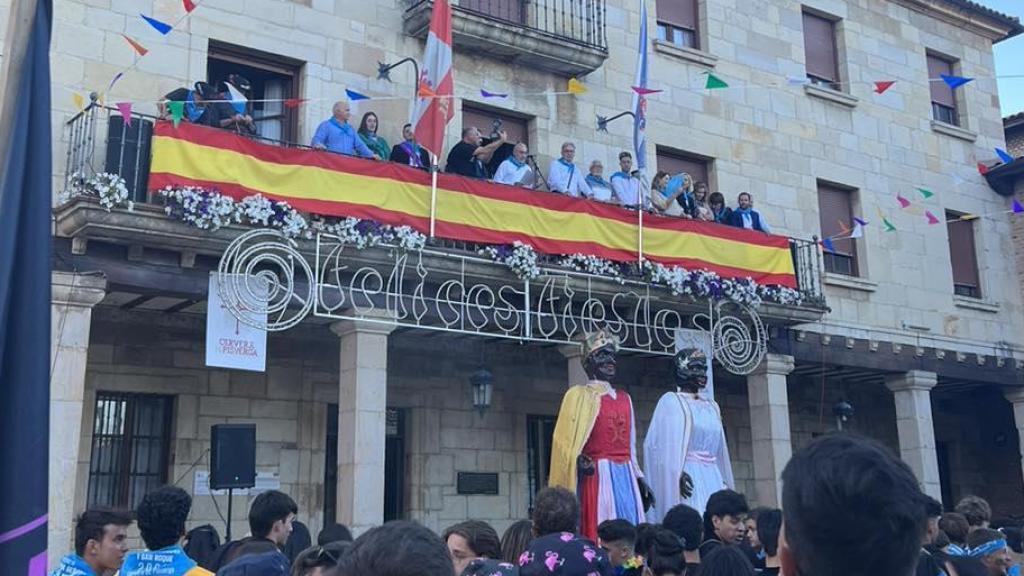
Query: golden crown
[{"left": 582, "top": 329, "right": 619, "bottom": 358}]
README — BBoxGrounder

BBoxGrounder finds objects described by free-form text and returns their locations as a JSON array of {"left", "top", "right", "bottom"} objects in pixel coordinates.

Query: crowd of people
[
  {"left": 51, "top": 433, "right": 1024, "bottom": 576},
  {"left": 156, "top": 86, "right": 772, "bottom": 233}
]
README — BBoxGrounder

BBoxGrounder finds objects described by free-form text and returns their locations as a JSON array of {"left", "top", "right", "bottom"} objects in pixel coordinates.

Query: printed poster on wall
[{"left": 206, "top": 273, "right": 267, "bottom": 372}]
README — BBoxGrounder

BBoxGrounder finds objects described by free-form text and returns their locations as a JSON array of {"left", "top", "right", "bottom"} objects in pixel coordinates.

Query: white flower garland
[
  {"left": 147, "top": 185, "right": 801, "bottom": 307},
  {"left": 67, "top": 172, "right": 134, "bottom": 212}
]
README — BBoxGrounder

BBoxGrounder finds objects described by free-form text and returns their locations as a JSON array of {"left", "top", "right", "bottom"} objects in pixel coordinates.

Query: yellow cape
[{"left": 548, "top": 384, "right": 604, "bottom": 492}]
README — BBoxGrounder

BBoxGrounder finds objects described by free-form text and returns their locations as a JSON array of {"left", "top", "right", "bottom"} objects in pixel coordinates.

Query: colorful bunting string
[
  {"left": 632, "top": 86, "right": 663, "bottom": 95},
  {"left": 116, "top": 102, "right": 133, "bottom": 126},
  {"left": 121, "top": 34, "right": 149, "bottom": 56},
  {"left": 1014, "top": 199, "right": 1024, "bottom": 214},
  {"left": 284, "top": 98, "right": 307, "bottom": 109},
  {"left": 873, "top": 81, "right": 896, "bottom": 94},
  {"left": 567, "top": 78, "right": 587, "bottom": 95},
  {"left": 416, "top": 81, "right": 436, "bottom": 99},
  {"left": 183, "top": 0, "right": 197, "bottom": 12},
  {"left": 897, "top": 194, "right": 911, "bottom": 208},
  {"left": 167, "top": 101, "right": 184, "bottom": 127},
  {"left": 977, "top": 162, "right": 990, "bottom": 176},
  {"left": 141, "top": 14, "right": 173, "bottom": 35},
  {"left": 704, "top": 73, "right": 728, "bottom": 90},
  {"left": 72, "top": 92, "right": 84, "bottom": 110},
  {"left": 940, "top": 74, "right": 973, "bottom": 89},
  {"left": 345, "top": 89, "right": 369, "bottom": 101},
  {"left": 480, "top": 90, "right": 507, "bottom": 99},
  {"left": 916, "top": 187, "right": 934, "bottom": 199},
  {"left": 996, "top": 148, "right": 1014, "bottom": 164},
  {"left": 822, "top": 238, "right": 836, "bottom": 253},
  {"left": 925, "top": 211, "right": 940, "bottom": 225}
]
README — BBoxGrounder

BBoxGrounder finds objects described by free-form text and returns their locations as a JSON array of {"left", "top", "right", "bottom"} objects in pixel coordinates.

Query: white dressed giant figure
[{"left": 643, "top": 348, "right": 734, "bottom": 521}]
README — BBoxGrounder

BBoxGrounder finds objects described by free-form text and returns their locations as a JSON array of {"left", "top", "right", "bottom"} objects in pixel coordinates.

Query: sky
[{"left": 982, "top": 0, "right": 1024, "bottom": 116}]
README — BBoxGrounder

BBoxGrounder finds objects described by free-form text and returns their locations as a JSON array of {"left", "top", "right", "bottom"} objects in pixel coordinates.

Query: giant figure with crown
[{"left": 548, "top": 330, "right": 652, "bottom": 542}]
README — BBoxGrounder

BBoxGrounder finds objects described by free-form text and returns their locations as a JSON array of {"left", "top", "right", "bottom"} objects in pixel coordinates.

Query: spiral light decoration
[
  {"left": 711, "top": 300, "right": 767, "bottom": 375},
  {"left": 217, "top": 229, "right": 314, "bottom": 331}
]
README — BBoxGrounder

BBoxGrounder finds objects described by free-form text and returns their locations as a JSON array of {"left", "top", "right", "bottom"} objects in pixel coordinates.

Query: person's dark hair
[
  {"left": 781, "top": 433, "right": 928, "bottom": 576},
  {"left": 501, "top": 519, "right": 533, "bottom": 564},
  {"left": 183, "top": 524, "right": 221, "bottom": 568},
  {"left": 956, "top": 496, "right": 992, "bottom": 528},
  {"left": 933, "top": 529, "right": 950, "bottom": 549},
  {"left": 940, "top": 513, "right": 970, "bottom": 545},
  {"left": 597, "top": 519, "right": 636, "bottom": 546},
  {"left": 1000, "top": 526, "right": 1023, "bottom": 554},
  {"left": 924, "top": 496, "right": 944, "bottom": 519},
  {"left": 967, "top": 528, "right": 1005, "bottom": 551},
  {"left": 694, "top": 546, "right": 756, "bottom": 576},
  {"left": 651, "top": 171, "right": 669, "bottom": 190},
  {"left": 358, "top": 111, "right": 379, "bottom": 136},
  {"left": 756, "top": 509, "right": 782, "bottom": 558},
  {"left": 708, "top": 192, "right": 725, "bottom": 206},
  {"left": 532, "top": 487, "right": 579, "bottom": 536},
  {"left": 248, "top": 490, "right": 298, "bottom": 539},
  {"left": 634, "top": 523, "right": 659, "bottom": 558},
  {"left": 646, "top": 528, "right": 686, "bottom": 576},
  {"left": 337, "top": 520, "right": 454, "bottom": 576},
  {"left": 662, "top": 504, "right": 703, "bottom": 552},
  {"left": 747, "top": 507, "right": 768, "bottom": 523},
  {"left": 702, "top": 490, "right": 749, "bottom": 542},
  {"left": 137, "top": 486, "right": 193, "bottom": 550},
  {"left": 319, "top": 523, "right": 354, "bottom": 545},
  {"left": 442, "top": 520, "right": 502, "bottom": 560},
  {"left": 737, "top": 192, "right": 751, "bottom": 202},
  {"left": 619, "top": 151, "right": 632, "bottom": 160},
  {"left": 292, "top": 541, "right": 351, "bottom": 576},
  {"left": 403, "top": 123, "right": 413, "bottom": 131},
  {"left": 74, "top": 508, "right": 133, "bottom": 556}
]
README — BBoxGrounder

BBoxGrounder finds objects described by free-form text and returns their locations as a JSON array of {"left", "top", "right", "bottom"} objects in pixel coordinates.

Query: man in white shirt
[
  {"left": 493, "top": 142, "right": 534, "bottom": 188},
  {"left": 610, "top": 151, "right": 644, "bottom": 208},
  {"left": 547, "top": 141, "right": 592, "bottom": 198}
]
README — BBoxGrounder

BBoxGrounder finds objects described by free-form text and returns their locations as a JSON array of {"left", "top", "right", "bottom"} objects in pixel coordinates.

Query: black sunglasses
[{"left": 303, "top": 546, "right": 340, "bottom": 567}]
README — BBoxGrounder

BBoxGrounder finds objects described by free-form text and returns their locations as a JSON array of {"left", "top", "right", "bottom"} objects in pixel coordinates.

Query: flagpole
[{"left": 429, "top": 153, "right": 438, "bottom": 237}]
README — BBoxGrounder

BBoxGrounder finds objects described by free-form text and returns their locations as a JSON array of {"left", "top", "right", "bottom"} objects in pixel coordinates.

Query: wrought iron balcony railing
[{"left": 60, "top": 102, "right": 827, "bottom": 311}]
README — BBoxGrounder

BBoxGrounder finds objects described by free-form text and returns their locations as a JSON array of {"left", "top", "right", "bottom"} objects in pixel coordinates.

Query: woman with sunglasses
[{"left": 292, "top": 541, "right": 350, "bottom": 576}]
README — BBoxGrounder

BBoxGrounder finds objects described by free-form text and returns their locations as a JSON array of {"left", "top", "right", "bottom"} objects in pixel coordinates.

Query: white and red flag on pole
[{"left": 410, "top": 0, "right": 454, "bottom": 157}]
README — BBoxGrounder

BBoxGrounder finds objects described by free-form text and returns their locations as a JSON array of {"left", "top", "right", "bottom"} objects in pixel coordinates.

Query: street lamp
[
  {"left": 833, "top": 400, "right": 854, "bottom": 431},
  {"left": 377, "top": 58, "right": 420, "bottom": 104},
  {"left": 596, "top": 111, "right": 635, "bottom": 132},
  {"left": 469, "top": 368, "right": 493, "bottom": 416}
]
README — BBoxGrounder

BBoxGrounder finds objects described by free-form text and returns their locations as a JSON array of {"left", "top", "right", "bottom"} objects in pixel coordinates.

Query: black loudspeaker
[
  {"left": 210, "top": 424, "right": 256, "bottom": 490},
  {"left": 104, "top": 116, "right": 153, "bottom": 203}
]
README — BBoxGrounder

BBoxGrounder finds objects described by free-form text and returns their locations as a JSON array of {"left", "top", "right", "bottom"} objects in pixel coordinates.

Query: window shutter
[
  {"left": 803, "top": 12, "right": 837, "bottom": 82},
  {"left": 656, "top": 151, "right": 708, "bottom": 185},
  {"left": 460, "top": 0, "right": 524, "bottom": 24},
  {"left": 928, "top": 54, "right": 956, "bottom": 108},
  {"left": 656, "top": 0, "right": 697, "bottom": 31},
  {"left": 817, "top": 185, "right": 855, "bottom": 257},
  {"left": 946, "top": 214, "right": 980, "bottom": 291}
]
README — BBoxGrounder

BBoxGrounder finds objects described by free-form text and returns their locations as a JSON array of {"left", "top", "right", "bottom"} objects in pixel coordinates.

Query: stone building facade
[{"left": 34, "top": 0, "right": 1024, "bottom": 565}]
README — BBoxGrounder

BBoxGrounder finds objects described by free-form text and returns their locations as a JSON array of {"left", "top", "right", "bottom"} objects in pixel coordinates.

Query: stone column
[
  {"left": 885, "top": 370, "right": 941, "bottom": 499},
  {"left": 329, "top": 318, "right": 396, "bottom": 536},
  {"left": 50, "top": 271, "right": 107, "bottom": 564},
  {"left": 558, "top": 344, "right": 588, "bottom": 387},
  {"left": 746, "top": 354, "right": 794, "bottom": 507},
  {"left": 1003, "top": 388, "right": 1024, "bottom": 494}
]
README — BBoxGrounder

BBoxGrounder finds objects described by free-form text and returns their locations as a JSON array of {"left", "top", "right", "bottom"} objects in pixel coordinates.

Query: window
[
  {"left": 87, "top": 392, "right": 173, "bottom": 509},
  {"left": 928, "top": 53, "right": 959, "bottom": 126},
  {"left": 817, "top": 183, "right": 859, "bottom": 276},
  {"left": 207, "top": 42, "right": 304, "bottom": 144},
  {"left": 802, "top": 10, "right": 840, "bottom": 90},
  {"left": 460, "top": 0, "right": 524, "bottom": 24},
  {"left": 946, "top": 211, "right": 981, "bottom": 297},
  {"left": 656, "top": 0, "right": 699, "bottom": 49},
  {"left": 325, "top": 406, "right": 405, "bottom": 524},
  {"left": 526, "top": 415, "right": 556, "bottom": 512},
  {"left": 656, "top": 147, "right": 710, "bottom": 186}
]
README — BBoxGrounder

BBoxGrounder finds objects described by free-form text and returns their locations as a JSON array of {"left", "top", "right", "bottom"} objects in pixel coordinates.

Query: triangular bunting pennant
[
  {"left": 226, "top": 83, "right": 247, "bottom": 106},
  {"left": 122, "top": 34, "right": 149, "bottom": 56},
  {"left": 1013, "top": 199, "right": 1024, "bottom": 214},
  {"left": 883, "top": 218, "right": 897, "bottom": 232},
  {"left": 822, "top": 238, "right": 836, "bottom": 253},
  {"left": 116, "top": 102, "right": 133, "bottom": 126},
  {"left": 140, "top": 14, "right": 173, "bottom": 35},
  {"left": 916, "top": 187, "right": 934, "bottom": 199},
  {"left": 283, "top": 98, "right": 307, "bottom": 109},
  {"left": 183, "top": 0, "right": 197, "bottom": 11},
  {"left": 416, "top": 81, "right": 436, "bottom": 99},
  {"left": 977, "top": 162, "right": 989, "bottom": 176},
  {"left": 72, "top": 92, "right": 84, "bottom": 110},
  {"left": 873, "top": 80, "right": 896, "bottom": 94},
  {"left": 167, "top": 101, "right": 184, "bottom": 127},
  {"left": 704, "top": 73, "right": 729, "bottom": 90},
  {"left": 107, "top": 72, "right": 124, "bottom": 92},
  {"left": 786, "top": 76, "right": 810, "bottom": 85},
  {"left": 631, "top": 86, "right": 663, "bottom": 95},
  {"left": 996, "top": 148, "right": 1014, "bottom": 164},
  {"left": 959, "top": 214, "right": 980, "bottom": 221},
  {"left": 897, "top": 194, "right": 911, "bottom": 208},
  {"left": 925, "top": 211, "right": 940, "bottom": 225},
  {"left": 850, "top": 222, "right": 864, "bottom": 239},
  {"left": 480, "top": 90, "right": 508, "bottom": 99},
  {"left": 940, "top": 74, "right": 973, "bottom": 89},
  {"left": 853, "top": 217, "right": 868, "bottom": 227},
  {"left": 837, "top": 219, "right": 851, "bottom": 235},
  {"left": 345, "top": 89, "right": 370, "bottom": 101},
  {"left": 567, "top": 78, "right": 587, "bottom": 95}
]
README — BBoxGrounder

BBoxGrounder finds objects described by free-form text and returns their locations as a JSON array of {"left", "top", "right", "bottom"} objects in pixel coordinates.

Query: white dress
[{"left": 643, "top": 392, "right": 734, "bottom": 521}]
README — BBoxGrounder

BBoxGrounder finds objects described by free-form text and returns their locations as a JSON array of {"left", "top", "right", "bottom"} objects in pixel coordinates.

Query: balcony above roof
[{"left": 402, "top": 0, "right": 609, "bottom": 77}]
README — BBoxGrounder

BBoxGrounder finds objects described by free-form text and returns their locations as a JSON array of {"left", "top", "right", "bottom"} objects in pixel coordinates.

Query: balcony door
[{"left": 460, "top": 0, "right": 524, "bottom": 24}]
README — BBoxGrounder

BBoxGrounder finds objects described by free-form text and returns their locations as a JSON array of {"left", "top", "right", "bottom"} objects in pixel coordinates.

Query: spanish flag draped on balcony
[
  {"left": 410, "top": 0, "right": 453, "bottom": 157},
  {"left": 149, "top": 123, "right": 798, "bottom": 287}
]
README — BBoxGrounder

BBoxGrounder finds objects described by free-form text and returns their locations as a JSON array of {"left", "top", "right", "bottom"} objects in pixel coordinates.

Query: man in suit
[{"left": 728, "top": 192, "right": 771, "bottom": 233}]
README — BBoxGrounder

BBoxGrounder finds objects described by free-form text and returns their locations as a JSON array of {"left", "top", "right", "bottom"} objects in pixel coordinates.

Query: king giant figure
[
  {"left": 643, "top": 348, "right": 734, "bottom": 521},
  {"left": 549, "top": 330, "right": 650, "bottom": 541}
]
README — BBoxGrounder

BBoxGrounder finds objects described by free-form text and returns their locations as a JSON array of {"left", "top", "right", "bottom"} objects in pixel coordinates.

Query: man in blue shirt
[
  {"left": 51, "top": 508, "right": 132, "bottom": 576},
  {"left": 728, "top": 192, "right": 771, "bottom": 233},
  {"left": 120, "top": 486, "right": 213, "bottom": 576},
  {"left": 311, "top": 100, "right": 376, "bottom": 158}
]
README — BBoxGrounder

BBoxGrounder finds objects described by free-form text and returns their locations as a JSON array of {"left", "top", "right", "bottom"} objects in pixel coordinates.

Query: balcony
[
  {"left": 56, "top": 104, "right": 826, "bottom": 367},
  {"left": 402, "top": 0, "right": 609, "bottom": 77}
]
